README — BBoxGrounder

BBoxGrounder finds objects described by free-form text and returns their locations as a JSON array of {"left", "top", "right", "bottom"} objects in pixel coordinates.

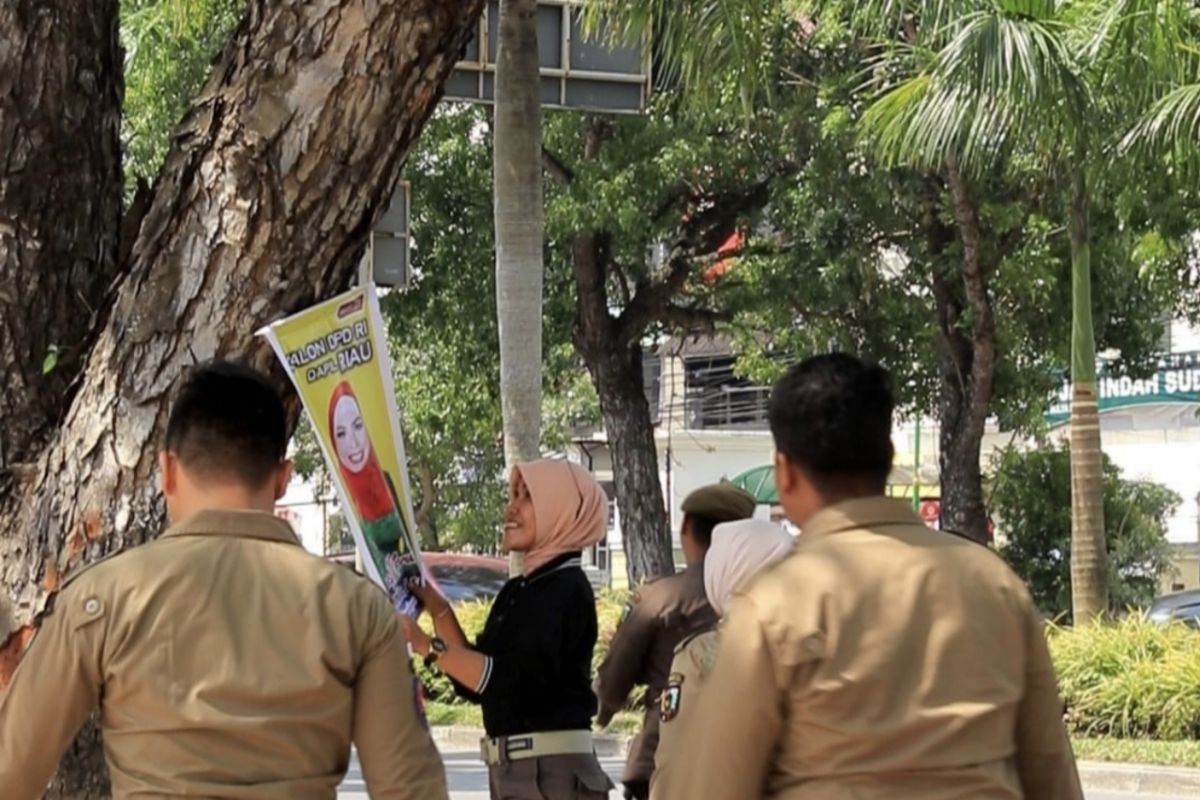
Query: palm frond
[
  {"left": 1122, "top": 82, "right": 1200, "bottom": 158},
  {"left": 937, "top": 9, "right": 1088, "bottom": 118},
  {"left": 860, "top": 70, "right": 1029, "bottom": 173},
  {"left": 579, "top": 0, "right": 780, "bottom": 111},
  {"left": 1082, "top": 0, "right": 1200, "bottom": 107},
  {"left": 860, "top": 4, "right": 1088, "bottom": 175},
  {"left": 797, "top": 0, "right": 979, "bottom": 43}
]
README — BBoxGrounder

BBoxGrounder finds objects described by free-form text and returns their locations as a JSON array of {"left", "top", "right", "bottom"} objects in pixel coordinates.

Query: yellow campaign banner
[{"left": 261, "top": 285, "right": 424, "bottom": 616}]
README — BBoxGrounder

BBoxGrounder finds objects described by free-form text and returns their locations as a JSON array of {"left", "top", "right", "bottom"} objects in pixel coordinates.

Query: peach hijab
[{"left": 511, "top": 460, "right": 609, "bottom": 575}]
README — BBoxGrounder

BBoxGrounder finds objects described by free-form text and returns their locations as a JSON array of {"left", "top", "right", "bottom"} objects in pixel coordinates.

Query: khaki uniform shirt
[
  {"left": 595, "top": 564, "right": 717, "bottom": 782},
  {"left": 0, "top": 509, "right": 448, "bottom": 800},
  {"left": 655, "top": 498, "right": 1083, "bottom": 800},
  {"left": 649, "top": 629, "right": 720, "bottom": 799}
]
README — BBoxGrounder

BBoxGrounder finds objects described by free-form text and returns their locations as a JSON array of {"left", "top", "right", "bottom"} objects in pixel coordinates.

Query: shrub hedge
[
  {"left": 419, "top": 593, "right": 1200, "bottom": 744},
  {"left": 1051, "top": 615, "right": 1200, "bottom": 740}
]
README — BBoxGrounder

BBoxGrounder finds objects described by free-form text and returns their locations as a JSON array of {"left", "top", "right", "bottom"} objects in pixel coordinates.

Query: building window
[
  {"left": 643, "top": 351, "right": 662, "bottom": 424},
  {"left": 601, "top": 481, "right": 617, "bottom": 532},
  {"left": 684, "top": 355, "right": 771, "bottom": 430}
]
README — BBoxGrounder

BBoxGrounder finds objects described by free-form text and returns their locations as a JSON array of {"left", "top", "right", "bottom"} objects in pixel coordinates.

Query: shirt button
[{"left": 84, "top": 598, "right": 102, "bottom": 615}]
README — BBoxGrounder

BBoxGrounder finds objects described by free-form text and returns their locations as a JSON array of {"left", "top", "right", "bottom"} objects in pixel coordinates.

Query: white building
[
  {"left": 274, "top": 476, "right": 345, "bottom": 557},
  {"left": 573, "top": 324, "right": 1200, "bottom": 593}
]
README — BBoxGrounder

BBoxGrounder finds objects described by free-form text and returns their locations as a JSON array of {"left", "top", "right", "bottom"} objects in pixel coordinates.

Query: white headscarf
[{"left": 703, "top": 519, "right": 795, "bottom": 616}]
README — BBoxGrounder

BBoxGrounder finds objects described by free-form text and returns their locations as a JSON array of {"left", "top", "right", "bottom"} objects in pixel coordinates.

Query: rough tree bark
[
  {"left": 0, "top": 0, "right": 484, "bottom": 794},
  {"left": 931, "top": 160, "right": 996, "bottom": 545},
  {"left": 0, "top": 0, "right": 124, "bottom": 471}
]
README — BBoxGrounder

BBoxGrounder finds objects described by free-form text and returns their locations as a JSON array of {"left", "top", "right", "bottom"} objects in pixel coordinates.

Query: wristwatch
[{"left": 424, "top": 637, "right": 447, "bottom": 669}]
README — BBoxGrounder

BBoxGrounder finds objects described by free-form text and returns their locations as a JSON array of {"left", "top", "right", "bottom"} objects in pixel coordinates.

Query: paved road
[
  {"left": 337, "top": 752, "right": 1195, "bottom": 799},
  {"left": 338, "top": 750, "right": 625, "bottom": 798}
]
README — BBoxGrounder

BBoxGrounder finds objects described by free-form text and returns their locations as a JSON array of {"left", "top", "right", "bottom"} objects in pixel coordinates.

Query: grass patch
[
  {"left": 425, "top": 701, "right": 483, "bottom": 728},
  {"left": 605, "top": 710, "right": 644, "bottom": 736},
  {"left": 1072, "top": 737, "right": 1200, "bottom": 768}
]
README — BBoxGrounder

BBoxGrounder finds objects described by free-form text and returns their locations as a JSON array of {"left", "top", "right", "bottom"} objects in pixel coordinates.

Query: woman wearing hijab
[
  {"left": 328, "top": 381, "right": 418, "bottom": 612},
  {"left": 649, "top": 519, "right": 794, "bottom": 799},
  {"left": 403, "top": 459, "right": 614, "bottom": 799}
]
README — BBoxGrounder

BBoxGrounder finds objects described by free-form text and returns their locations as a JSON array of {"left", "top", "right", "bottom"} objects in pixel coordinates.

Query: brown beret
[{"left": 681, "top": 482, "right": 757, "bottom": 522}]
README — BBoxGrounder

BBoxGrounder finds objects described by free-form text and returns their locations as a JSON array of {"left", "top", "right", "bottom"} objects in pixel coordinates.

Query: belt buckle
[
  {"left": 504, "top": 735, "right": 533, "bottom": 761},
  {"left": 480, "top": 737, "right": 497, "bottom": 765}
]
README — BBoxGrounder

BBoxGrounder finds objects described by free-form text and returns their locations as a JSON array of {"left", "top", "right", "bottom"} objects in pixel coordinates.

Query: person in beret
[{"left": 594, "top": 481, "right": 756, "bottom": 800}]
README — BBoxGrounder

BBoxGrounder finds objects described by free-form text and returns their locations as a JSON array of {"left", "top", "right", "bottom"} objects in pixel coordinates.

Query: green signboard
[{"left": 1047, "top": 351, "right": 1200, "bottom": 424}]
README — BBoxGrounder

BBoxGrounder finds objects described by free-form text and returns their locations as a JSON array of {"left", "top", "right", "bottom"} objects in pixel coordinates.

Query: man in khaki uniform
[
  {"left": 650, "top": 627, "right": 719, "bottom": 796},
  {"left": 0, "top": 362, "right": 447, "bottom": 800},
  {"left": 652, "top": 519, "right": 793, "bottom": 799},
  {"left": 595, "top": 482, "right": 755, "bottom": 800},
  {"left": 658, "top": 354, "right": 1083, "bottom": 800}
]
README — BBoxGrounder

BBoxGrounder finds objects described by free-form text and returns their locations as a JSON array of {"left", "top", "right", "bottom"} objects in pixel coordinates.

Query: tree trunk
[
  {"left": 494, "top": 0, "right": 544, "bottom": 577},
  {"left": 0, "top": 8, "right": 125, "bottom": 792},
  {"left": 0, "top": 0, "right": 124, "bottom": 470},
  {"left": 592, "top": 347, "right": 675, "bottom": 583},
  {"left": 571, "top": 226, "right": 674, "bottom": 584},
  {"left": 494, "top": 0, "right": 544, "bottom": 468},
  {"left": 415, "top": 461, "right": 441, "bottom": 551},
  {"left": 1068, "top": 167, "right": 1108, "bottom": 624},
  {"left": 930, "top": 162, "right": 995, "bottom": 545},
  {"left": 0, "top": 0, "right": 484, "bottom": 793}
]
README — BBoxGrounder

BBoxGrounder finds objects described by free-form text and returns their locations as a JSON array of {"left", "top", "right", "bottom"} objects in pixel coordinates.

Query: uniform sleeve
[
  {"left": 594, "top": 592, "right": 658, "bottom": 726},
  {"left": 657, "top": 595, "right": 783, "bottom": 800},
  {"left": 1014, "top": 599, "right": 1084, "bottom": 800},
  {"left": 353, "top": 603, "right": 449, "bottom": 800},
  {"left": 649, "top": 649, "right": 690, "bottom": 800},
  {"left": 0, "top": 588, "right": 104, "bottom": 800}
]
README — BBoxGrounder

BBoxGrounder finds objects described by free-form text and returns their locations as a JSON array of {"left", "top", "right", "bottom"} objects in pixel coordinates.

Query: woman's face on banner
[{"left": 333, "top": 394, "right": 370, "bottom": 473}]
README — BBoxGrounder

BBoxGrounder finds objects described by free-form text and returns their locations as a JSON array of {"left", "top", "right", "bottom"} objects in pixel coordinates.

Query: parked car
[
  {"left": 422, "top": 552, "right": 509, "bottom": 603},
  {"left": 1148, "top": 589, "right": 1200, "bottom": 628},
  {"left": 329, "top": 550, "right": 509, "bottom": 603}
]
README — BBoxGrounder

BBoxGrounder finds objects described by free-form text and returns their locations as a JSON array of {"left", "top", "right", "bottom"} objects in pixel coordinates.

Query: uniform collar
[
  {"left": 161, "top": 509, "right": 302, "bottom": 546},
  {"left": 524, "top": 551, "right": 583, "bottom": 583},
  {"left": 800, "top": 497, "right": 922, "bottom": 540}
]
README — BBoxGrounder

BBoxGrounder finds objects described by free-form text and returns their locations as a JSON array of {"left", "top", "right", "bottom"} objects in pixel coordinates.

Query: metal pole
[{"left": 912, "top": 417, "right": 921, "bottom": 511}]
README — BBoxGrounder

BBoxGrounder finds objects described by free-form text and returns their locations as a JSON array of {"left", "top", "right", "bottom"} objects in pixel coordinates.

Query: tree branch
[
  {"left": 542, "top": 146, "right": 574, "bottom": 185},
  {"left": 661, "top": 303, "right": 731, "bottom": 335},
  {"left": 616, "top": 176, "right": 776, "bottom": 348},
  {"left": 611, "top": 257, "right": 634, "bottom": 309}
]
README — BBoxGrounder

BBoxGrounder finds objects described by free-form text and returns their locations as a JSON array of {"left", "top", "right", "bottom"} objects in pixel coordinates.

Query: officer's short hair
[
  {"left": 165, "top": 361, "right": 288, "bottom": 488},
  {"left": 768, "top": 353, "right": 894, "bottom": 491},
  {"left": 684, "top": 513, "right": 721, "bottom": 549}
]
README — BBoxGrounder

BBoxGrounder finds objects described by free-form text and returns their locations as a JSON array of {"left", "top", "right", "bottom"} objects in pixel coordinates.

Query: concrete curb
[
  {"left": 432, "top": 728, "right": 1200, "bottom": 795},
  {"left": 1077, "top": 761, "right": 1200, "bottom": 796}
]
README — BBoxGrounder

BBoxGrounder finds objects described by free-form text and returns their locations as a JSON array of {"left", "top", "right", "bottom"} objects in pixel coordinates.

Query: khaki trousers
[{"left": 487, "top": 752, "right": 614, "bottom": 800}]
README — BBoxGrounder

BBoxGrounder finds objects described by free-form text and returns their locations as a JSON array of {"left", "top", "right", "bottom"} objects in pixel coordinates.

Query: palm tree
[
  {"left": 853, "top": 0, "right": 1106, "bottom": 619},
  {"left": 852, "top": 0, "right": 1199, "bottom": 622},
  {"left": 494, "top": 0, "right": 544, "bottom": 573}
]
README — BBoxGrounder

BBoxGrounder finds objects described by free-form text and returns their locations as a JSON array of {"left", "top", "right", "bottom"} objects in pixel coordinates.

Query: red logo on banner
[{"left": 918, "top": 499, "right": 940, "bottom": 529}]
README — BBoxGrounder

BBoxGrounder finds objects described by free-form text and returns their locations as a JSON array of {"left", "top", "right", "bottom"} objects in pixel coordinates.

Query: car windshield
[{"left": 431, "top": 565, "right": 508, "bottom": 603}]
